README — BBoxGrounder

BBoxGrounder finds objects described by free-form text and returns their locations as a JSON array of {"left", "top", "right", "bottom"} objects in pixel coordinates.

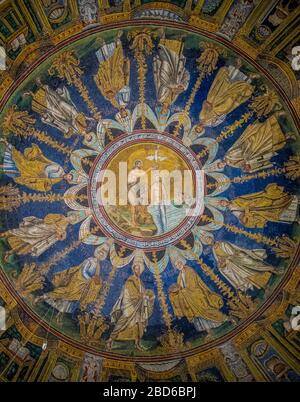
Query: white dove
[{"left": 146, "top": 147, "right": 168, "bottom": 162}]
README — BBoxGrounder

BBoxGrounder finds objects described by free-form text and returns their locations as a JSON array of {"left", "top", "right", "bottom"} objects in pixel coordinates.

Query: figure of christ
[{"left": 127, "top": 159, "right": 154, "bottom": 227}]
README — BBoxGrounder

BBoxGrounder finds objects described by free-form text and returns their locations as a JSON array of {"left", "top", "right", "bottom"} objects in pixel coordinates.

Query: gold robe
[
  {"left": 11, "top": 144, "right": 63, "bottom": 192},
  {"left": 94, "top": 42, "right": 130, "bottom": 109},
  {"left": 110, "top": 275, "right": 154, "bottom": 341},
  {"left": 225, "top": 116, "right": 286, "bottom": 172},
  {"left": 32, "top": 86, "right": 48, "bottom": 115},
  {"left": 200, "top": 66, "right": 254, "bottom": 125},
  {"left": 45, "top": 259, "right": 102, "bottom": 312},
  {"left": 169, "top": 266, "right": 225, "bottom": 324},
  {"left": 213, "top": 241, "right": 274, "bottom": 291},
  {"left": 230, "top": 183, "right": 297, "bottom": 228}
]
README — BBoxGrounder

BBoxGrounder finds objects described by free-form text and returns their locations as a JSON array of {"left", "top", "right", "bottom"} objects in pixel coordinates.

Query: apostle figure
[
  {"left": 107, "top": 263, "right": 154, "bottom": 351},
  {"left": 169, "top": 255, "right": 227, "bottom": 334},
  {"left": 211, "top": 239, "right": 275, "bottom": 292},
  {"left": 154, "top": 34, "right": 190, "bottom": 112},
  {"left": 94, "top": 31, "right": 131, "bottom": 113},
  {"left": 224, "top": 115, "right": 290, "bottom": 172},
  {"left": 24, "top": 79, "right": 91, "bottom": 137},
  {"left": 0, "top": 214, "right": 75, "bottom": 259},
  {"left": 1, "top": 142, "right": 72, "bottom": 191},
  {"left": 220, "top": 183, "right": 298, "bottom": 228},
  {"left": 38, "top": 256, "right": 103, "bottom": 324},
  {"left": 199, "top": 59, "right": 255, "bottom": 127}
]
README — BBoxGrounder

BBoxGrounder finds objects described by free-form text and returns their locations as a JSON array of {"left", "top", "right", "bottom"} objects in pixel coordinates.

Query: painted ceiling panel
[{"left": 0, "top": 0, "right": 299, "bottom": 383}]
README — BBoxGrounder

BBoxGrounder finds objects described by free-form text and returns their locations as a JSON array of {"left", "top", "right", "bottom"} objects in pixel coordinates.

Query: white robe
[
  {"left": 154, "top": 44, "right": 190, "bottom": 104},
  {"left": 40, "top": 86, "right": 79, "bottom": 134},
  {"left": 110, "top": 276, "right": 154, "bottom": 340},
  {"left": 7, "top": 216, "right": 63, "bottom": 257},
  {"left": 213, "top": 241, "right": 274, "bottom": 291}
]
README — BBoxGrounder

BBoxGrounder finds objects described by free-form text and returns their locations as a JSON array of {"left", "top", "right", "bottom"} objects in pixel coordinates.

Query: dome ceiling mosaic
[{"left": 0, "top": 0, "right": 299, "bottom": 383}]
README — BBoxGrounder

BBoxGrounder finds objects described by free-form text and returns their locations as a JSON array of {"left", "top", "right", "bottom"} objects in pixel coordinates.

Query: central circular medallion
[{"left": 89, "top": 131, "right": 205, "bottom": 249}]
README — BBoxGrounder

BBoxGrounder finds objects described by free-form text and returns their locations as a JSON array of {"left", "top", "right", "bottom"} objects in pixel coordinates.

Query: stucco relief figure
[
  {"left": 94, "top": 31, "right": 131, "bottom": 115},
  {"left": 199, "top": 59, "right": 255, "bottom": 127},
  {"left": 154, "top": 34, "right": 190, "bottom": 114},
  {"left": 218, "top": 0, "right": 255, "bottom": 40},
  {"left": 220, "top": 183, "right": 298, "bottom": 228},
  {"left": 0, "top": 214, "right": 75, "bottom": 260},
  {"left": 38, "top": 255, "right": 105, "bottom": 324},
  {"left": 169, "top": 257, "right": 227, "bottom": 335},
  {"left": 78, "top": 0, "right": 98, "bottom": 25},
  {"left": 211, "top": 239, "right": 276, "bottom": 292},
  {"left": 107, "top": 263, "right": 155, "bottom": 351},
  {"left": 24, "top": 79, "right": 92, "bottom": 137},
  {"left": 81, "top": 355, "right": 102, "bottom": 382},
  {"left": 224, "top": 115, "right": 292, "bottom": 172},
  {"left": 1, "top": 141, "right": 71, "bottom": 191}
]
